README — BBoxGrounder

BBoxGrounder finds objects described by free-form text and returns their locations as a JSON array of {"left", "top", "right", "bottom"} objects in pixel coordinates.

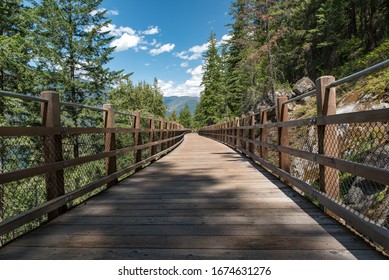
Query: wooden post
[
  {"left": 259, "top": 107, "right": 268, "bottom": 160},
  {"left": 222, "top": 121, "right": 227, "bottom": 143},
  {"left": 248, "top": 112, "right": 255, "bottom": 154},
  {"left": 149, "top": 117, "right": 156, "bottom": 158},
  {"left": 41, "top": 91, "right": 65, "bottom": 220},
  {"left": 166, "top": 121, "right": 171, "bottom": 148},
  {"left": 316, "top": 76, "right": 339, "bottom": 199},
  {"left": 103, "top": 104, "right": 117, "bottom": 188},
  {"left": 235, "top": 117, "right": 240, "bottom": 148},
  {"left": 133, "top": 111, "right": 142, "bottom": 171},
  {"left": 229, "top": 119, "right": 233, "bottom": 146},
  {"left": 277, "top": 96, "right": 290, "bottom": 172},
  {"left": 159, "top": 118, "right": 164, "bottom": 152},
  {"left": 241, "top": 115, "right": 247, "bottom": 149},
  {"left": 217, "top": 123, "right": 220, "bottom": 141}
]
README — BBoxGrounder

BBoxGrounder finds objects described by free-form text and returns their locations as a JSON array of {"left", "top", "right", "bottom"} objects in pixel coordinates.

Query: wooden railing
[
  {"left": 199, "top": 60, "right": 389, "bottom": 252},
  {"left": 0, "top": 91, "right": 188, "bottom": 245}
]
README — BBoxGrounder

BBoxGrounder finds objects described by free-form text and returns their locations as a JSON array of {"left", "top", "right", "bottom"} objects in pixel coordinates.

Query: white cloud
[
  {"left": 150, "top": 43, "right": 175, "bottom": 56},
  {"left": 221, "top": 34, "right": 232, "bottom": 44},
  {"left": 88, "top": 19, "right": 171, "bottom": 56},
  {"left": 105, "top": 24, "right": 136, "bottom": 36},
  {"left": 110, "top": 33, "right": 141, "bottom": 51},
  {"left": 143, "top": 26, "right": 160, "bottom": 35},
  {"left": 189, "top": 43, "right": 208, "bottom": 54},
  {"left": 174, "top": 43, "right": 208, "bottom": 61},
  {"left": 107, "top": 9, "right": 119, "bottom": 16},
  {"left": 90, "top": 8, "right": 119, "bottom": 16},
  {"left": 180, "top": 62, "right": 188, "bottom": 68},
  {"left": 187, "top": 65, "right": 203, "bottom": 76},
  {"left": 158, "top": 64, "right": 204, "bottom": 97}
]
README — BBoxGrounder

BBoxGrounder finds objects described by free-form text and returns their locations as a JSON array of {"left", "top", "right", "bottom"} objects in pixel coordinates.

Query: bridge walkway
[{"left": 0, "top": 134, "right": 384, "bottom": 259}]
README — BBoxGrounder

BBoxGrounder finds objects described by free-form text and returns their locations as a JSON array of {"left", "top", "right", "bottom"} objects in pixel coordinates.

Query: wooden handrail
[
  {"left": 199, "top": 64, "right": 389, "bottom": 252},
  {"left": 0, "top": 91, "right": 189, "bottom": 244}
]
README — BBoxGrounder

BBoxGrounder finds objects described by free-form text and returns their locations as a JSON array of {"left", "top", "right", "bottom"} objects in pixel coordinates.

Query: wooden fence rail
[
  {"left": 199, "top": 61, "right": 389, "bottom": 252},
  {"left": 0, "top": 91, "right": 188, "bottom": 244}
]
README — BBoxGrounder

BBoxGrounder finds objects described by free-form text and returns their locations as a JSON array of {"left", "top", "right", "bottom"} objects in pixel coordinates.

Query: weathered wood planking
[{"left": 0, "top": 133, "right": 385, "bottom": 259}]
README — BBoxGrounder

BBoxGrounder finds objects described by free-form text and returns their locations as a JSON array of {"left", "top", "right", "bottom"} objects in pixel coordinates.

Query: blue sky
[{"left": 99, "top": 0, "right": 233, "bottom": 96}]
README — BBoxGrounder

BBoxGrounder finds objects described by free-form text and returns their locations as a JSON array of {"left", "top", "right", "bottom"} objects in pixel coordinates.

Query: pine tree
[
  {"left": 0, "top": 0, "right": 34, "bottom": 93},
  {"left": 108, "top": 77, "right": 166, "bottom": 118},
  {"left": 195, "top": 32, "right": 224, "bottom": 126},
  {"left": 31, "top": 0, "right": 122, "bottom": 108},
  {"left": 178, "top": 104, "right": 192, "bottom": 128},
  {"left": 169, "top": 110, "right": 178, "bottom": 122}
]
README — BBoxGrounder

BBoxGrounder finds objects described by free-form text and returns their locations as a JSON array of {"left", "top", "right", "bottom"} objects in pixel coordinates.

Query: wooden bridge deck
[{"left": 0, "top": 133, "right": 384, "bottom": 259}]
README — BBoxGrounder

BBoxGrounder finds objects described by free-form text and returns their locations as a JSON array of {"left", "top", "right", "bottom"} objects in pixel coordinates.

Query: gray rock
[
  {"left": 344, "top": 185, "right": 364, "bottom": 204},
  {"left": 292, "top": 77, "right": 315, "bottom": 97}
]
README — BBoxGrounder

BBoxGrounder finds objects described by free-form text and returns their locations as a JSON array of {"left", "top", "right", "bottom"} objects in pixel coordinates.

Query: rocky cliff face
[{"left": 283, "top": 73, "right": 389, "bottom": 228}]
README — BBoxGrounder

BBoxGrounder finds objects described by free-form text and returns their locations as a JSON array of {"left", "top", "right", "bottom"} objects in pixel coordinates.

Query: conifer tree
[
  {"left": 31, "top": 0, "right": 122, "bottom": 108},
  {"left": 178, "top": 104, "right": 192, "bottom": 128},
  {"left": 108, "top": 77, "right": 166, "bottom": 118},
  {"left": 195, "top": 32, "right": 224, "bottom": 126}
]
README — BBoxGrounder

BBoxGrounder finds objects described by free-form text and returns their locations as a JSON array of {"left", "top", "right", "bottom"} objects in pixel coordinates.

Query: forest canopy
[{"left": 193, "top": 0, "right": 389, "bottom": 127}]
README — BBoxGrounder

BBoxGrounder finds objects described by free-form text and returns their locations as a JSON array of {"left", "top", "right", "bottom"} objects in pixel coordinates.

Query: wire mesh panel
[
  {"left": 335, "top": 121, "right": 388, "bottom": 228},
  {"left": 289, "top": 125, "right": 320, "bottom": 187},
  {"left": 266, "top": 126, "right": 279, "bottom": 167},
  {"left": 0, "top": 96, "right": 47, "bottom": 245},
  {"left": 198, "top": 62, "right": 389, "bottom": 252}
]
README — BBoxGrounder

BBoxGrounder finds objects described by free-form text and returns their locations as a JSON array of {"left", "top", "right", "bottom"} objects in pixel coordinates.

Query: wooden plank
[
  {"left": 51, "top": 208, "right": 323, "bottom": 219},
  {"left": 317, "top": 108, "right": 389, "bottom": 125},
  {"left": 0, "top": 127, "right": 60, "bottom": 136},
  {"left": 316, "top": 76, "right": 340, "bottom": 199},
  {"left": 246, "top": 139, "right": 389, "bottom": 185},
  {"left": 103, "top": 103, "right": 117, "bottom": 187},
  {"left": 8, "top": 234, "right": 374, "bottom": 250},
  {"left": 0, "top": 247, "right": 383, "bottom": 260},
  {"left": 50, "top": 215, "right": 338, "bottom": 226},
  {"left": 32, "top": 224, "right": 349, "bottom": 236},
  {"left": 0, "top": 138, "right": 184, "bottom": 236},
  {"left": 41, "top": 91, "right": 65, "bottom": 219},
  {"left": 0, "top": 133, "right": 384, "bottom": 260},
  {"left": 277, "top": 96, "right": 290, "bottom": 172},
  {"left": 239, "top": 146, "right": 389, "bottom": 251}
]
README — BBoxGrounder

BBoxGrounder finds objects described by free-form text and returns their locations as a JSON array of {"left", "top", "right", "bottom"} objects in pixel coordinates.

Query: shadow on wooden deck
[{"left": 0, "top": 134, "right": 385, "bottom": 259}]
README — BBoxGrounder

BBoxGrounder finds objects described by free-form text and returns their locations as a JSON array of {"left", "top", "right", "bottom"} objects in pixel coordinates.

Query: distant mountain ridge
[{"left": 164, "top": 96, "right": 199, "bottom": 117}]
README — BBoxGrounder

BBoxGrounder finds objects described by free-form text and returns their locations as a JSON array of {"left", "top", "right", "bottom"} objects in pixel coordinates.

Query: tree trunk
[
  {"left": 265, "top": 0, "right": 276, "bottom": 104},
  {"left": 348, "top": 0, "right": 358, "bottom": 36}
]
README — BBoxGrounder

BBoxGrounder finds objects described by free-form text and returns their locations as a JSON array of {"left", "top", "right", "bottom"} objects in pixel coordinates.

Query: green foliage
[
  {"left": 30, "top": 0, "right": 122, "bottom": 105},
  {"left": 194, "top": 32, "right": 226, "bottom": 127},
  {"left": 169, "top": 110, "right": 177, "bottom": 122},
  {"left": 108, "top": 77, "right": 166, "bottom": 118},
  {"left": 178, "top": 104, "right": 192, "bottom": 128}
]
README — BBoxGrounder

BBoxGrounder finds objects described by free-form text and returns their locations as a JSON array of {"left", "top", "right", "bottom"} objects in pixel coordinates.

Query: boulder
[{"left": 292, "top": 77, "right": 315, "bottom": 97}]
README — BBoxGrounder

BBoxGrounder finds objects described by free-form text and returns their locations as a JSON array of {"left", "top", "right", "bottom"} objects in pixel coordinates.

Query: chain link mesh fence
[{"left": 0, "top": 97, "right": 46, "bottom": 245}]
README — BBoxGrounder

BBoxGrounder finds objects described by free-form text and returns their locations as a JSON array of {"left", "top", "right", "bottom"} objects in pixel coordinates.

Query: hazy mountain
[{"left": 164, "top": 96, "right": 199, "bottom": 116}]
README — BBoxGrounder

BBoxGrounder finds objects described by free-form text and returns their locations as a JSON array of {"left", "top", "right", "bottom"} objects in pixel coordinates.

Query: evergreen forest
[
  {"left": 194, "top": 0, "right": 389, "bottom": 127},
  {"left": 1, "top": 0, "right": 388, "bottom": 126}
]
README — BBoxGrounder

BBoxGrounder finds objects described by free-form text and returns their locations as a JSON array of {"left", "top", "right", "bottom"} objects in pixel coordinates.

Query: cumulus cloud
[
  {"left": 150, "top": 43, "right": 175, "bottom": 56},
  {"left": 90, "top": 8, "right": 119, "bottom": 16},
  {"left": 158, "top": 65, "right": 204, "bottom": 97},
  {"left": 221, "top": 34, "right": 232, "bottom": 44},
  {"left": 110, "top": 33, "right": 141, "bottom": 51},
  {"left": 143, "top": 26, "right": 160, "bottom": 35},
  {"left": 180, "top": 62, "right": 188, "bottom": 68},
  {"left": 88, "top": 17, "right": 172, "bottom": 55},
  {"left": 101, "top": 24, "right": 136, "bottom": 36},
  {"left": 174, "top": 43, "right": 208, "bottom": 61},
  {"left": 108, "top": 9, "right": 119, "bottom": 16}
]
